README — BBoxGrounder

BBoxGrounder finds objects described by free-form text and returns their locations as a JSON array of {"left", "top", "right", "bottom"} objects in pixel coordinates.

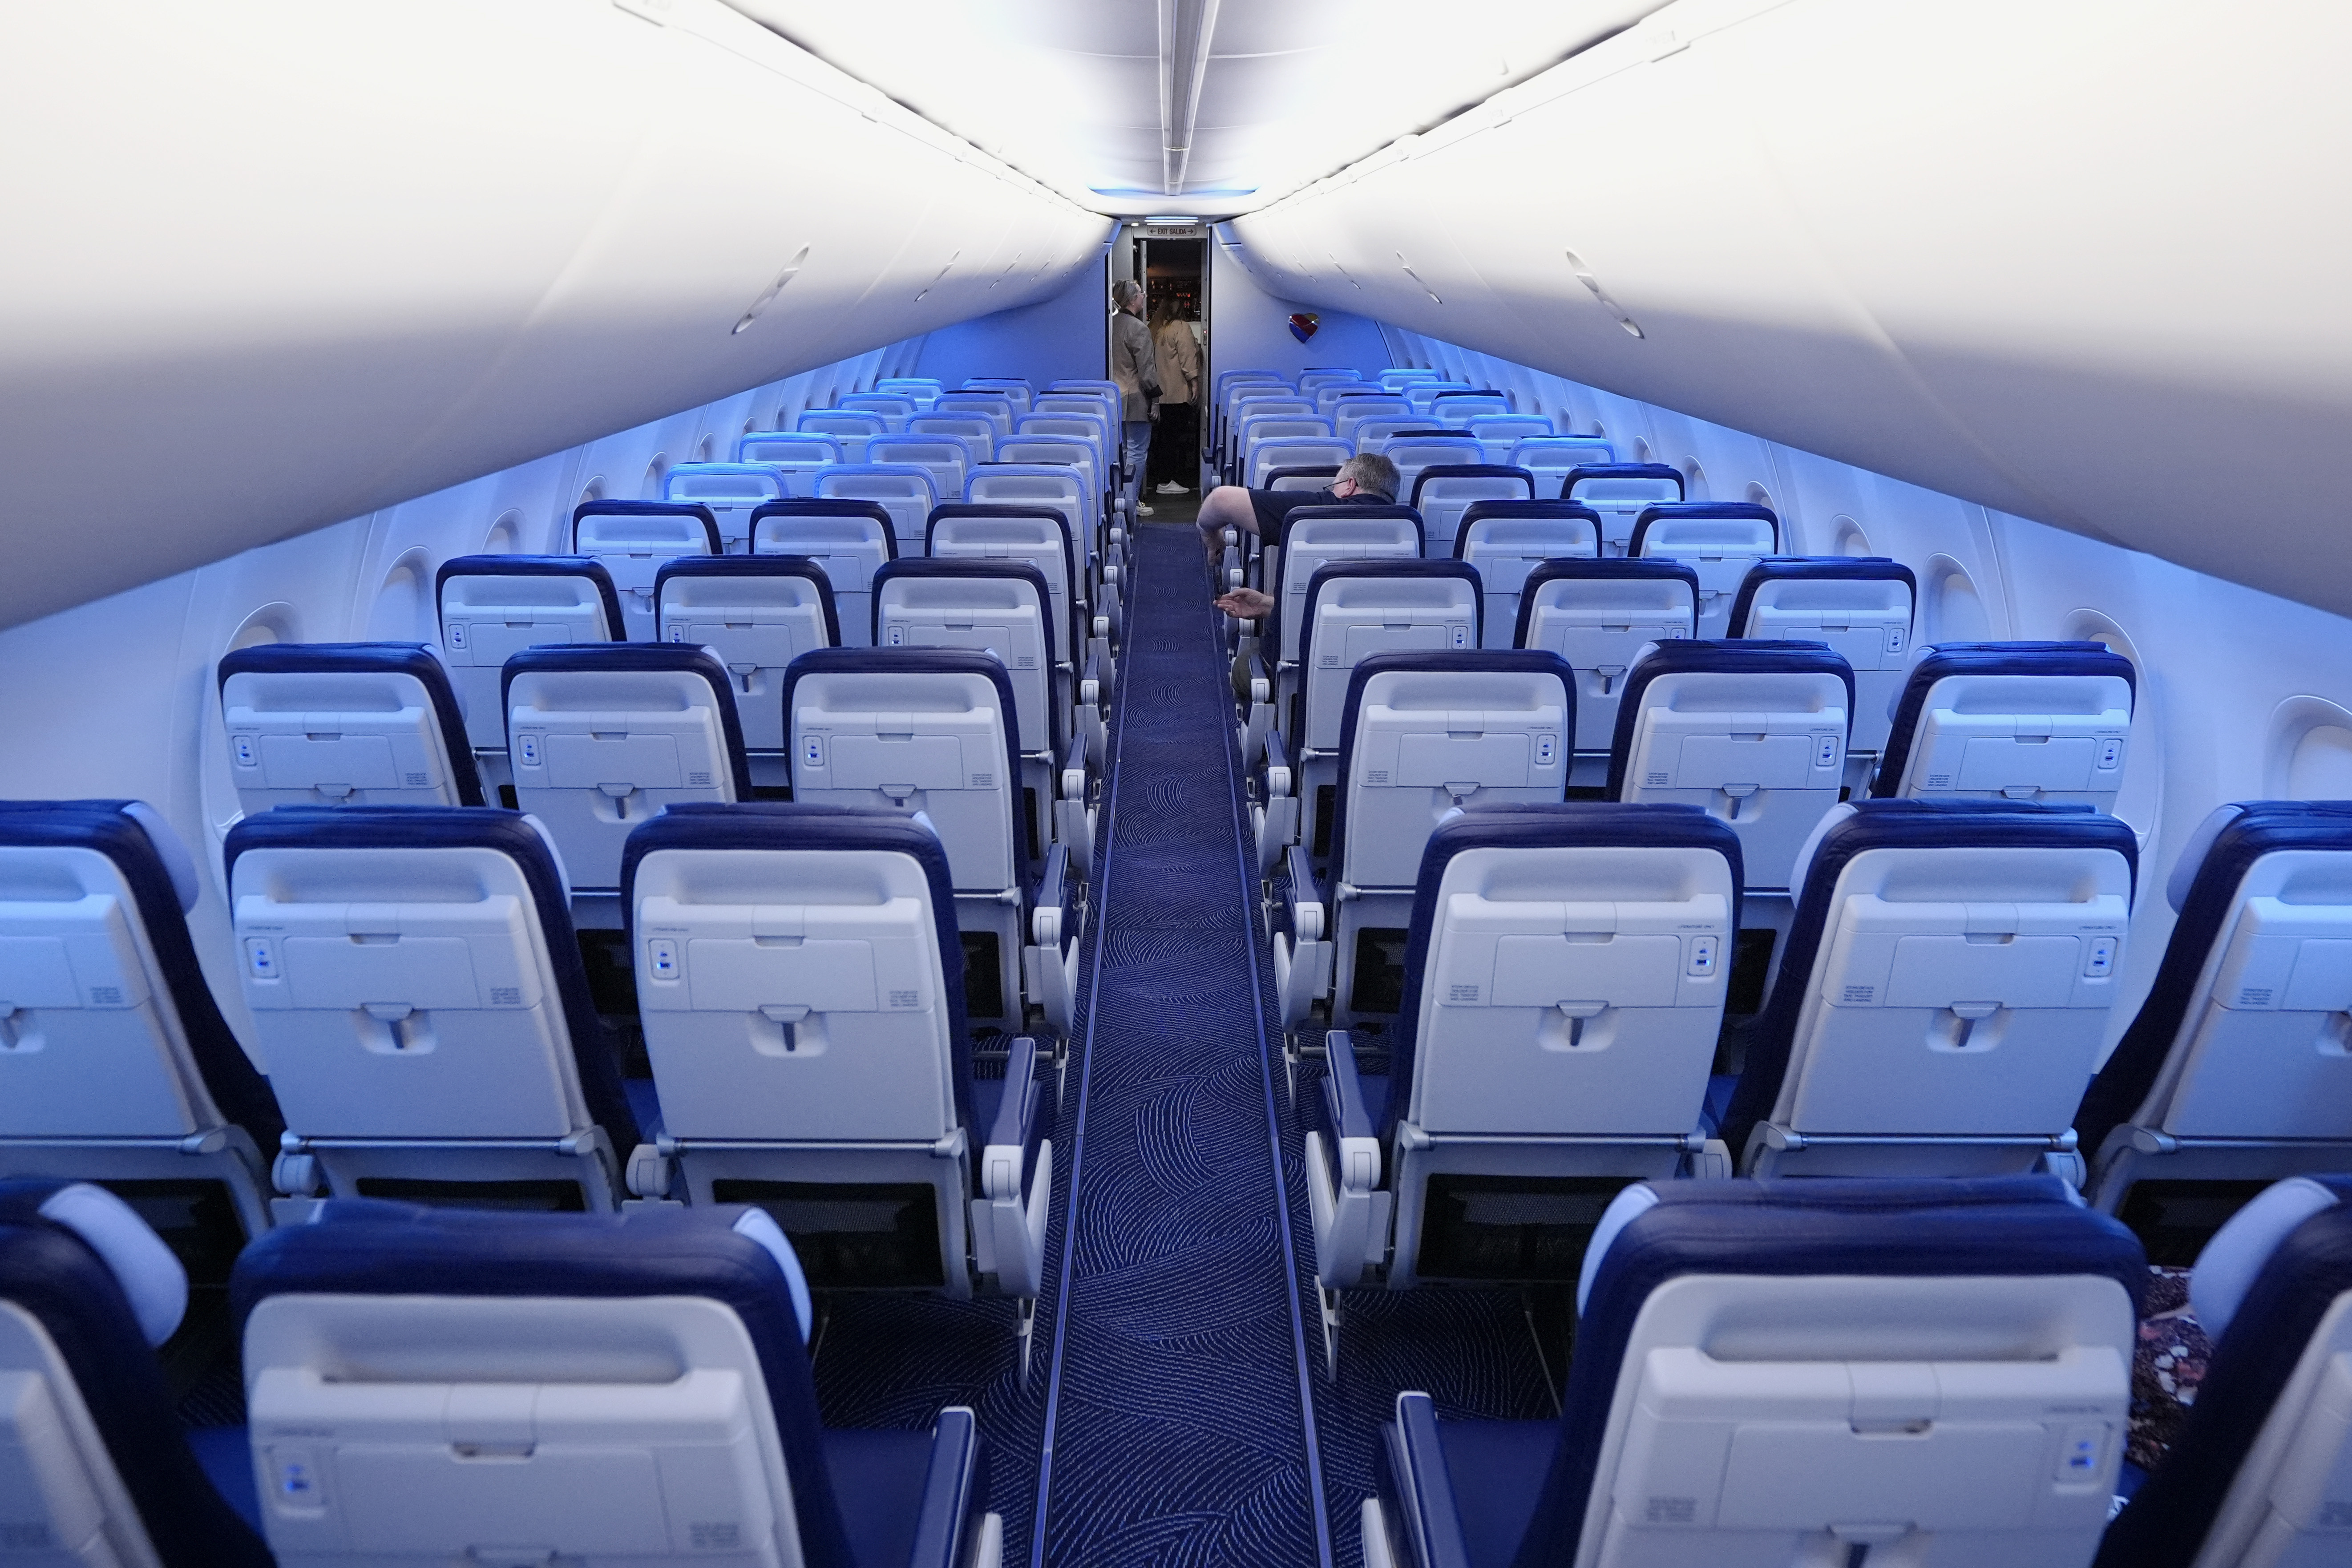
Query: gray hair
[
  {"left": 1111, "top": 279, "right": 1144, "bottom": 311},
  {"left": 1338, "top": 451, "right": 1399, "bottom": 501}
]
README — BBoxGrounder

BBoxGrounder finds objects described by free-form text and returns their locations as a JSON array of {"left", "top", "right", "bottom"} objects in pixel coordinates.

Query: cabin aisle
[{"left": 1030, "top": 520, "right": 1331, "bottom": 1567}]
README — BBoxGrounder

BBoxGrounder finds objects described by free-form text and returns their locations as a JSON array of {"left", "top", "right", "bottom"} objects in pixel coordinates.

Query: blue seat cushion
[
  {"left": 185, "top": 1424, "right": 263, "bottom": 1535},
  {"left": 1508, "top": 1176, "right": 2146, "bottom": 1568},
  {"left": 1717, "top": 799, "right": 2138, "bottom": 1161},
  {"left": 231, "top": 1197, "right": 859, "bottom": 1568},
  {"left": 223, "top": 806, "right": 639, "bottom": 1154},
  {"left": 1439, "top": 1419, "right": 1559, "bottom": 1568},
  {"left": 824, "top": 1427, "right": 938, "bottom": 1568}
]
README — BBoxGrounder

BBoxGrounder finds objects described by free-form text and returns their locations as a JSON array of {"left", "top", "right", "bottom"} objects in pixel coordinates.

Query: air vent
[
  {"left": 1396, "top": 253, "right": 1442, "bottom": 304},
  {"left": 913, "top": 250, "right": 961, "bottom": 303},
  {"left": 1565, "top": 249, "right": 1643, "bottom": 338},
  {"left": 734, "top": 245, "right": 810, "bottom": 335}
]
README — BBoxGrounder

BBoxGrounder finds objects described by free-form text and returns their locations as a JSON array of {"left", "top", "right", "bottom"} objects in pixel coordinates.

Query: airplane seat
[
  {"left": 1378, "top": 369, "right": 1443, "bottom": 391},
  {"left": 225, "top": 804, "right": 643, "bottom": 1215},
  {"left": 836, "top": 391, "right": 917, "bottom": 432},
  {"left": 2077, "top": 801, "right": 2352, "bottom": 1254},
  {"left": 962, "top": 376, "right": 1033, "bottom": 414},
  {"left": 1248, "top": 437, "right": 1353, "bottom": 489},
  {"left": 794, "top": 407, "right": 886, "bottom": 461},
  {"left": 1468, "top": 412, "right": 1554, "bottom": 462},
  {"left": 934, "top": 392, "right": 1014, "bottom": 439},
  {"left": 619, "top": 803, "right": 1055, "bottom": 1325},
  {"left": 1265, "top": 505, "right": 1426, "bottom": 672},
  {"left": 0, "top": 1179, "right": 271, "bottom": 1560},
  {"left": 572, "top": 498, "right": 722, "bottom": 639},
  {"left": 2094, "top": 1173, "right": 2352, "bottom": 1568},
  {"left": 0, "top": 800, "right": 285, "bottom": 1248},
  {"left": 812, "top": 462, "right": 941, "bottom": 558},
  {"left": 1872, "top": 641, "right": 2138, "bottom": 810},
  {"left": 1429, "top": 390, "right": 1511, "bottom": 426},
  {"left": 435, "top": 555, "right": 625, "bottom": 752},
  {"left": 867, "top": 432, "right": 979, "bottom": 505},
  {"left": 1306, "top": 803, "right": 1742, "bottom": 1309},
  {"left": 1402, "top": 381, "right": 1472, "bottom": 416},
  {"left": 958, "top": 469, "right": 1108, "bottom": 648},
  {"left": 1629, "top": 502, "right": 1781, "bottom": 639},
  {"left": 1365, "top": 1175, "right": 2143, "bottom": 1568},
  {"left": 926, "top": 503, "right": 1085, "bottom": 673},
  {"left": 1728, "top": 557, "right": 1917, "bottom": 756},
  {"left": 735, "top": 430, "right": 844, "bottom": 496},
  {"left": 1409, "top": 464, "right": 1536, "bottom": 559},
  {"left": 230, "top": 1196, "right": 1001, "bottom": 1564},
  {"left": 218, "top": 641, "right": 485, "bottom": 813},
  {"left": 1452, "top": 500, "right": 1600, "bottom": 648},
  {"left": 1350, "top": 417, "right": 1432, "bottom": 454},
  {"left": 904, "top": 413, "right": 996, "bottom": 457},
  {"left": 661, "top": 463, "right": 784, "bottom": 554},
  {"left": 1511, "top": 434, "right": 1616, "bottom": 498},
  {"left": 654, "top": 554, "right": 840, "bottom": 753},
  {"left": 1377, "top": 436, "right": 1485, "bottom": 512},
  {"left": 748, "top": 497, "right": 898, "bottom": 650},
  {"left": 1276, "top": 652, "right": 1574, "bottom": 1045},
  {"left": 1515, "top": 559, "right": 1701, "bottom": 763},
  {"left": 1228, "top": 397, "right": 1316, "bottom": 477},
  {"left": 873, "top": 558, "right": 1095, "bottom": 877},
  {"left": 1334, "top": 396, "right": 1414, "bottom": 442},
  {"left": 782, "top": 651, "right": 1075, "bottom": 1039},
  {"left": 876, "top": 374, "right": 946, "bottom": 408},
  {"left": 1564, "top": 463, "right": 1685, "bottom": 555},
  {"left": 1298, "top": 369, "right": 1362, "bottom": 396},
  {"left": 1607, "top": 639, "right": 1853, "bottom": 893},
  {"left": 1721, "top": 798, "right": 2138, "bottom": 1182},
  {"left": 994, "top": 437, "right": 1102, "bottom": 520},
  {"left": 503, "top": 643, "right": 751, "bottom": 892}
]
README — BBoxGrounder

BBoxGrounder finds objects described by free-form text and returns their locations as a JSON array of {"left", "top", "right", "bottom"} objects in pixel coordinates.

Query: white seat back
[
  {"left": 657, "top": 563, "right": 836, "bottom": 751},
  {"left": 1412, "top": 469, "right": 1534, "bottom": 559},
  {"left": 734, "top": 432, "right": 842, "bottom": 496},
  {"left": 1335, "top": 663, "right": 1571, "bottom": 889},
  {"left": 508, "top": 655, "right": 744, "bottom": 889},
  {"left": 1469, "top": 414, "right": 1554, "bottom": 461},
  {"left": 932, "top": 395, "right": 1013, "bottom": 440},
  {"left": 1334, "top": 398, "right": 1413, "bottom": 440},
  {"left": 877, "top": 375, "right": 944, "bottom": 407},
  {"left": 962, "top": 469, "right": 1088, "bottom": 576},
  {"left": 1516, "top": 565, "right": 1697, "bottom": 752},
  {"left": 1431, "top": 392, "right": 1510, "bottom": 426},
  {"left": 574, "top": 509, "right": 717, "bottom": 640},
  {"left": 1885, "top": 656, "right": 2135, "bottom": 812},
  {"left": 1275, "top": 513, "right": 1423, "bottom": 666},
  {"left": 1614, "top": 645, "right": 1852, "bottom": 890},
  {"left": 1633, "top": 511, "right": 1780, "bottom": 638},
  {"left": 962, "top": 379, "right": 1032, "bottom": 413},
  {"left": 905, "top": 412, "right": 994, "bottom": 452},
  {"left": 1509, "top": 435, "right": 1615, "bottom": 497},
  {"left": 865, "top": 434, "right": 973, "bottom": 504},
  {"left": 795, "top": 408, "right": 882, "bottom": 459},
  {"left": 662, "top": 464, "right": 783, "bottom": 552},
  {"left": 437, "top": 564, "right": 618, "bottom": 751},
  {"left": 928, "top": 511, "right": 1075, "bottom": 664},
  {"left": 751, "top": 510, "right": 893, "bottom": 649},
  {"left": 788, "top": 667, "right": 1017, "bottom": 893},
  {"left": 1735, "top": 564, "right": 1916, "bottom": 753},
  {"left": 221, "top": 649, "right": 475, "bottom": 813},
  {"left": 812, "top": 465, "right": 939, "bottom": 556},
  {"left": 1410, "top": 837, "right": 1734, "bottom": 1136},
  {"left": 1300, "top": 570, "right": 1481, "bottom": 752},
  {"left": 1568, "top": 472, "right": 1681, "bottom": 554},
  {"left": 1250, "top": 437, "right": 1353, "bottom": 487},
  {"left": 837, "top": 392, "right": 915, "bottom": 431},
  {"left": 995, "top": 438, "right": 1099, "bottom": 509},
  {"left": 1378, "top": 437, "right": 1485, "bottom": 509},
  {"left": 876, "top": 567, "right": 1056, "bottom": 755},
  {"left": 1455, "top": 507, "right": 1600, "bottom": 647},
  {"left": 1402, "top": 381, "right": 1471, "bottom": 415}
]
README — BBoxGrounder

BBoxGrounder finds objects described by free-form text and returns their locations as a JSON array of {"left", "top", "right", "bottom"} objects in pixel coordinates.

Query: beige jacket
[
  {"left": 1110, "top": 309, "right": 1159, "bottom": 421},
  {"left": 1153, "top": 319, "right": 1201, "bottom": 406}
]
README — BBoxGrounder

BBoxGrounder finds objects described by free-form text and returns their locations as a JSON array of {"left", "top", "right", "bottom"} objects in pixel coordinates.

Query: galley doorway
[{"left": 1132, "top": 233, "right": 1205, "bottom": 499}]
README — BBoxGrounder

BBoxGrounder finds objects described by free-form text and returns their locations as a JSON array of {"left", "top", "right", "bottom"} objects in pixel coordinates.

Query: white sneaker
[
  {"left": 1136, "top": 502, "right": 1155, "bottom": 516},
  {"left": 1156, "top": 481, "right": 1188, "bottom": 494}
]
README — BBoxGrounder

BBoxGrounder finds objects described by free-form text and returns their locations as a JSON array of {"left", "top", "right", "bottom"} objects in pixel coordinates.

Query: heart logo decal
[{"left": 1287, "top": 313, "right": 1320, "bottom": 343}]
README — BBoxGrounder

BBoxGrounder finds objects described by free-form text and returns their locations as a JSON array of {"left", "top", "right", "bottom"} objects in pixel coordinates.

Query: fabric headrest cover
[
  {"left": 2168, "top": 804, "right": 2247, "bottom": 915},
  {"left": 120, "top": 801, "right": 200, "bottom": 916},
  {"left": 38, "top": 1183, "right": 187, "bottom": 1346},
  {"left": 2191, "top": 1176, "right": 2345, "bottom": 1338},
  {"left": 731, "top": 1210, "right": 812, "bottom": 1343},
  {"left": 1577, "top": 1184, "right": 1659, "bottom": 1317}
]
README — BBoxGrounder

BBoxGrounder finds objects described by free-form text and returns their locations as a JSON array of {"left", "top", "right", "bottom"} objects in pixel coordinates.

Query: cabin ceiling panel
[
  {"left": 1232, "top": 0, "right": 2352, "bottom": 619},
  {"left": 0, "top": 0, "right": 1110, "bottom": 629}
]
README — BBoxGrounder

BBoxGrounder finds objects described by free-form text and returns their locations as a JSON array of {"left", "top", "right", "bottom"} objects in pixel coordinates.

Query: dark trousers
[{"left": 1148, "top": 402, "right": 1199, "bottom": 487}]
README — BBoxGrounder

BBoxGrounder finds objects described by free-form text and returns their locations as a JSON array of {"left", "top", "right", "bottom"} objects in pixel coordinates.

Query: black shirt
[{"left": 1247, "top": 485, "right": 1396, "bottom": 545}]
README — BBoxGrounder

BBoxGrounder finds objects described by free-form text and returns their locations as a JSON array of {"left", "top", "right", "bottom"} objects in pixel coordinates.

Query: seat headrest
[
  {"left": 2191, "top": 1176, "right": 2352, "bottom": 1338},
  {"left": 12, "top": 1182, "right": 189, "bottom": 1346},
  {"left": 570, "top": 498, "right": 723, "bottom": 554}
]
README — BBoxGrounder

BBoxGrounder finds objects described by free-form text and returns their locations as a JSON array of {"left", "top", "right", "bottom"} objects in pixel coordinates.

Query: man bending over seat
[{"left": 1200, "top": 451, "right": 1401, "bottom": 613}]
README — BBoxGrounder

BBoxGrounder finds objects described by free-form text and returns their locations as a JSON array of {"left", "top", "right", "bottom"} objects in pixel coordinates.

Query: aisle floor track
[{"left": 1029, "top": 521, "right": 1334, "bottom": 1568}]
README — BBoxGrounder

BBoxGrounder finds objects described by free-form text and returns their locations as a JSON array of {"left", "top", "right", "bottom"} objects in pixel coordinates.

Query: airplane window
[
  {"left": 578, "top": 479, "right": 606, "bottom": 507},
  {"left": 694, "top": 435, "right": 715, "bottom": 463},
  {"left": 2266, "top": 697, "right": 2352, "bottom": 797},
  {"left": 367, "top": 549, "right": 434, "bottom": 643},
  {"left": 1923, "top": 555, "right": 1990, "bottom": 642},
  {"left": 1681, "top": 460, "right": 1707, "bottom": 500},
  {"left": 227, "top": 603, "right": 297, "bottom": 652},
  {"left": 1831, "top": 513, "right": 1871, "bottom": 556},
  {"left": 642, "top": 456, "right": 667, "bottom": 499},
  {"left": 483, "top": 507, "right": 525, "bottom": 554}
]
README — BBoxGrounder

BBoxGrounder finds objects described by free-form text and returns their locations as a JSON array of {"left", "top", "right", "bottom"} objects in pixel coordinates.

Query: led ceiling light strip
[{"left": 1158, "top": 0, "right": 1223, "bottom": 196}]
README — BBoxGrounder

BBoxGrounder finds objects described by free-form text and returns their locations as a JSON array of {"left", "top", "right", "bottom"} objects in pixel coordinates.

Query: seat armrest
[
  {"left": 1390, "top": 1394, "right": 1476, "bottom": 1568},
  {"left": 908, "top": 1406, "right": 986, "bottom": 1568},
  {"left": 1246, "top": 653, "right": 1272, "bottom": 706},
  {"left": 1279, "top": 843, "right": 1326, "bottom": 942},
  {"left": 1030, "top": 845, "right": 1075, "bottom": 950},
  {"left": 1059, "top": 736, "right": 1088, "bottom": 802},
  {"left": 1323, "top": 1029, "right": 1383, "bottom": 1196},
  {"left": 1325, "top": 1030, "right": 1373, "bottom": 1142},
  {"left": 1259, "top": 728, "right": 1292, "bottom": 800},
  {"left": 982, "top": 1035, "right": 1042, "bottom": 1200}
]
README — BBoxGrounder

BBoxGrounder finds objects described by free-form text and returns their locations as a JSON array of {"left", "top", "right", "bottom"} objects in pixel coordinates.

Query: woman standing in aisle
[{"left": 1150, "top": 300, "right": 1202, "bottom": 496}]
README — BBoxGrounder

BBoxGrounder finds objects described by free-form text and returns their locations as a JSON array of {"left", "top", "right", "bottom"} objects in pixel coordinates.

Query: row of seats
[{"left": 0, "top": 1176, "right": 999, "bottom": 1563}]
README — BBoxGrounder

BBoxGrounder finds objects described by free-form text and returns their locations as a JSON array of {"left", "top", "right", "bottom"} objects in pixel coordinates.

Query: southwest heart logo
[{"left": 1287, "top": 312, "right": 1320, "bottom": 343}]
